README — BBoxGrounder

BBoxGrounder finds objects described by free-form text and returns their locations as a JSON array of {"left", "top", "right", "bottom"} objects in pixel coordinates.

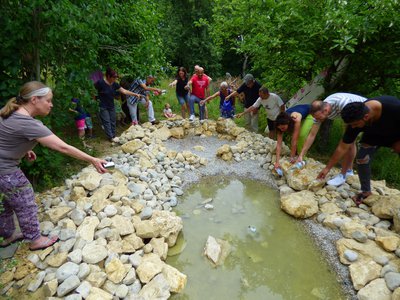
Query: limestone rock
[
  {"left": 349, "top": 260, "right": 381, "bottom": 290},
  {"left": 136, "top": 253, "right": 164, "bottom": 283},
  {"left": 121, "top": 139, "right": 146, "bottom": 154},
  {"left": 105, "top": 257, "right": 129, "bottom": 284},
  {"left": 138, "top": 273, "right": 170, "bottom": 300},
  {"left": 57, "top": 275, "right": 80, "bottom": 297},
  {"left": 280, "top": 190, "right": 318, "bottom": 219},
  {"left": 376, "top": 236, "right": 400, "bottom": 252},
  {"left": 46, "top": 252, "right": 68, "bottom": 267},
  {"left": 81, "top": 243, "right": 108, "bottom": 264},
  {"left": 371, "top": 195, "right": 400, "bottom": 219},
  {"left": 153, "top": 126, "right": 172, "bottom": 141},
  {"left": 162, "top": 264, "right": 187, "bottom": 293},
  {"left": 204, "top": 235, "right": 221, "bottom": 265},
  {"left": 112, "top": 184, "right": 130, "bottom": 200},
  {"left": 77, "top": 216, "right": 99, "bottom": 242},
  {"left": 70, "top": 186, "right": 87, "bottom": 202},
  {"left": 170, "top": 127, "right": 185, "bottom": 139},
  {"left": 357, "top": 278, "right": 391, "bottom": 300},
  {"left": 79, "top": 171, "right": 102, "bottom": 191},
  {"left": 339, "top": 220, "right": 369, "bottom": 239},
  {"left": 336, "top": 238, "right": 395, "bottom": 265},
  {"left": 86, "top": 287, "right": 113, "bottom": 300},
  {"left": 43, "top": 278, "right": 58, "bottom": 297},
  {"left": 46, "top": 206, "right": 72, "bottom": 224},
  {"left": 111, "top": 215, "right": 135, "bottom": 236}
]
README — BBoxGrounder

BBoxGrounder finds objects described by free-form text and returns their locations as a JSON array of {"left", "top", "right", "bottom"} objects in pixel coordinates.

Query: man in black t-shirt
[
  {"left": 225, "top": 74, "right": 262, "bottom": 132},
  {"left": 316, "top": 95, "right": 400, "bottom": 205}
]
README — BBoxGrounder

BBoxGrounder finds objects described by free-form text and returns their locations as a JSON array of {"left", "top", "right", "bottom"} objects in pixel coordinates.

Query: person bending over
[
  {"left": 274, "top": 104, "right": 313, "bottom": 170},
  {"left": 317, "top": 96, "right": 400, "bottom": 206}
]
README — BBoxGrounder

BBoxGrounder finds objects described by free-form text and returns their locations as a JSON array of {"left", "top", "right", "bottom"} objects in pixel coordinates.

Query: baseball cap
[{"left": 243, "top": 74, "right": 254, "bottom": 84}]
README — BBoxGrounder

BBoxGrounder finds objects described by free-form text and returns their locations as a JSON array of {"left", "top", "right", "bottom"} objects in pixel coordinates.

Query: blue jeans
[
  {"left": 99, "top": 107, "right": 116, "bottom": 139},
  {"left": 176, "top": 93, "right": 189, "bottom": 106},
  {"left": 189, "top": 95, "right": 206, "bottom": 120}
]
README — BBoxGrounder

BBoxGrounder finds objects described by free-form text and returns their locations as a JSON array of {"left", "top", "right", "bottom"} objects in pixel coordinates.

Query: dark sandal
[
  {"left": 352, "top": 193, "right": 370, "bottom": 207},
  {"left": 29, "top": 236, "right": 59, "bottom": 251}
]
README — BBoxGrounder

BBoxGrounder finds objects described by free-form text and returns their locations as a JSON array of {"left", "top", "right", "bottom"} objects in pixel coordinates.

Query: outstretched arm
[
  {"left": 140, "top": 82, "right": 161, "bottom": 93},
  {"left": 317, "top": 140, "right": 352, "bottom": 179},
  {"left": 236, "top": 105, "right": 256, "bottom": 118},
  {"left": 290, "top": 114, "right": 302, "bottom": 158},
  {"left": 296, "top": 122, "right": 320, "bottom": 162},
  {"left": 201, "top": 91, "right": 219, "bottom": 105},
  {"left": 118, "top": 87, "right": 142, "bottom": 98},
  {"left": 275, "top": 132, "right": 283, "bottom": 168},
  {"left": 225, "top": 90, "right": 238, "bottom": 100},
  {"left": 37, "top": 134, "right": 107, "bottom": 174}
]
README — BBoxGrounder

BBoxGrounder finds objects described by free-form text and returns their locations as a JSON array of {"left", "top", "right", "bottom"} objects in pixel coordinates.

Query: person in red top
[{"left": 186, "top": 67, "right": 210, "bottom": 121}]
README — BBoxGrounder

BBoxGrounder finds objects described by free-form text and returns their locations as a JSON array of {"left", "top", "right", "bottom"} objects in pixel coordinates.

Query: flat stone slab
[{"left": 0, "top": 243, "right": 20, "bottom": 259}]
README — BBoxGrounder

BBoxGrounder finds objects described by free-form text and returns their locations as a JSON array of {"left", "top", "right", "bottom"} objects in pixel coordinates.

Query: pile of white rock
[{"left": 3, "top": 117, "right": 400, "bottom": 299}]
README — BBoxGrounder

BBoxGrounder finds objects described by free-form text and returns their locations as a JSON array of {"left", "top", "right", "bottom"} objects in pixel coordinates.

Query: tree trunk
[
  {"left": 242, "top": 54, "right": 248, "bottom": 77},
  {"left": 32, "top": 7, "right": 41, "bottom": 81}
]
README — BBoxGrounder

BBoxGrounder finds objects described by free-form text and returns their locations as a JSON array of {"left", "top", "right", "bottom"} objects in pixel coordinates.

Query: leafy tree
[
  {"left": 0, "top": 0, "right": 166, "bottom": 188},
  {"left": 158, "top": 0, "right": 222, "bottom": 76},
  {"left": 210, "top": 0, "right": 400, "bottom": 96}
]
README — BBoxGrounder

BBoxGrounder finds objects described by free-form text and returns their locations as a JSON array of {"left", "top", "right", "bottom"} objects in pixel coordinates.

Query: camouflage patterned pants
[{"left": 0, "top": 169, "right": 40, "bottom": 241}]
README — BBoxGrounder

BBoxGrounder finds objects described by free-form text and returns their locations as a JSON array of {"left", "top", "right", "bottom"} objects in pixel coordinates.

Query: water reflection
[{"left": 168, "top": 177, "right": 345, "bottom": 300}]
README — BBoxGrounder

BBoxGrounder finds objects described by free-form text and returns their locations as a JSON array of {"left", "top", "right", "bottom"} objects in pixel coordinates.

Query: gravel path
[{"left": 165, "top": 135, "right": 356, "bottom": 299}]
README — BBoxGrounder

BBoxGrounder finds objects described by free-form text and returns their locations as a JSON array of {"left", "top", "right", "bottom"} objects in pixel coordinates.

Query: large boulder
[{"left": 280, "top": 190, "right": 318, "bottom": 218}]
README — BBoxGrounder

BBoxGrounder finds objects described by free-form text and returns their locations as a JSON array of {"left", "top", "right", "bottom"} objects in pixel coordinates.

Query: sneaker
[
  {"left": 346, "top": 169, "right": 354, "bottom": 177},
  {"left": 151, "top": 119, "right": 160, "bottom": 125},
  {"left": 327, "top": 173, "right": 346, "bottom": 186},
  {"left": 189, "top": 114, "right": 195, "bottom": 122}
]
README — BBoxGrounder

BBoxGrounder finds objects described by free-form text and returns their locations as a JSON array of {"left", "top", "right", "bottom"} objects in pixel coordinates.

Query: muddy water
[{"left": 167, "top": 176, "right": 346, "bottom": 300}]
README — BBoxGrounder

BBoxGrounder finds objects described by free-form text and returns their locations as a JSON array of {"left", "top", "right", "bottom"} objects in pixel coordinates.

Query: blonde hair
[{"left": 0, "top": 81, "right": 50, "bottom": 119}]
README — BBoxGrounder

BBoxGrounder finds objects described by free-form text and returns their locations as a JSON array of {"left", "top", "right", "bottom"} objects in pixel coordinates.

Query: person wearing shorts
[
  {"left": 169, "top": 67, "right": 190, "bottom": 118},
  {"left": 69, "top": 98, "right": 93, "bottom": 139},
  {"left": 236, "top": 86, "right": 285, "bottom": 139}
]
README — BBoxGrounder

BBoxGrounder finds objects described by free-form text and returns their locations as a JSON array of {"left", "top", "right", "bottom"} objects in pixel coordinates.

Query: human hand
[
  {"left": 295, "top": 156, "right": 303, "bottom": 164},
  {"left": 200, "top": 100, "right": 206, "bottom": 106},
  {"left": 184, "top": 85, "right": 190, "bottom": 91},
  {"left": 235, "top": 113, "right": 243, "bottom": 118},
  {"left": 145, "top": 101, "right": 150, "bottom": 109},
  {"left": 92, "top": 158, "right": 108, "bottom": 174},
  {"left": 274, "top": 162, "right": 280, "bottom": 169},
  {"left": 317, "top": 167, "right": 330, "bottom": 180},
  {"left": 25, "top": 150, "right": 36, "bottom": 162}
]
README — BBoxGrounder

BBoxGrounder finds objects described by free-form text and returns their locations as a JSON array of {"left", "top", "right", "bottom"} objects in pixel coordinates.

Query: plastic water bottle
[
  {"left": 293, "top": 161, "right": 306, "bottom": 170},
  {"left": 247, "top": 226, "right": 259, "bottom": 238},
  {"left": 275, "top": 167, "right": 283, "bottom": 177}
]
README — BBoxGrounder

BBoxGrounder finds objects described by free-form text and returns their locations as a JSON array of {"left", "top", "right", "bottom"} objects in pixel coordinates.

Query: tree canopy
[{"left": 1, "top": 0, "right": 399, "bottom": 188}]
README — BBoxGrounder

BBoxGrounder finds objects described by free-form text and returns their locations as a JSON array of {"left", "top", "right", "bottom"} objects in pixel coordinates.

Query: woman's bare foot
[
  {"left": 0, "top": 231, "right": 24, "bottom": 247},
  {"left": 29, "top": 235, "right": 59, "bottom": 251}
]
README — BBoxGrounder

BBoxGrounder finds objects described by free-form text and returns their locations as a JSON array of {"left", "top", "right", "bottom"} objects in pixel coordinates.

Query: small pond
[{"left": 167, "top": 176, "right": 346, "bottom": 300}]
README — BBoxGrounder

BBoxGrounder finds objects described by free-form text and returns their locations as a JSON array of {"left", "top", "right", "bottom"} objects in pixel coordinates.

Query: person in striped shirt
[{"left": 296, "top": 92, "right": 367, "bottom": 186}]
